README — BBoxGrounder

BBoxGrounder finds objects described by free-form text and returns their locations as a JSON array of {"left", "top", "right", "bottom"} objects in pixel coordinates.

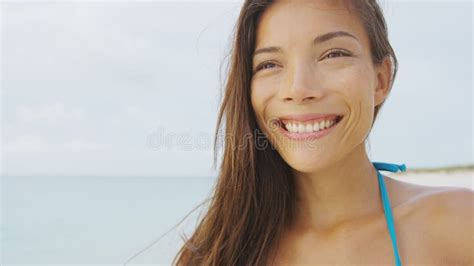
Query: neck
[{"left": 291, "top": 142, "right": 383, "bottom": 232}]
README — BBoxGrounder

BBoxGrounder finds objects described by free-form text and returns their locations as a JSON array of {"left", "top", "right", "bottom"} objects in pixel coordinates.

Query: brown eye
[
  {"left": 324, "top": 49, "right": 351, "bottom": 60},
  {"left": 255, "top": 62, "right": 277, "bottom": 73}
]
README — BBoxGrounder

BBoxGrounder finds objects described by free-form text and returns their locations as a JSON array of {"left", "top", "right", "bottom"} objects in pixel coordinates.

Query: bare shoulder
[
  {"left": 423, "top": 187, "right": 473, "bottom": 259},
  {"left": 399, "top": 184, "right": 474, "bottom": 264}
]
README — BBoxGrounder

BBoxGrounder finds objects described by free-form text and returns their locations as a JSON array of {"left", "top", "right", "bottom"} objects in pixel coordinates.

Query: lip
[{"left": 276, "top": 115, "right": 343, "bottom": 141}]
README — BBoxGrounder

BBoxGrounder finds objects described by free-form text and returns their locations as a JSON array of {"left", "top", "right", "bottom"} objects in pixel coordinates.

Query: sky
[{"left": 1, "top": 0, "right": 472, "bottom": 177}]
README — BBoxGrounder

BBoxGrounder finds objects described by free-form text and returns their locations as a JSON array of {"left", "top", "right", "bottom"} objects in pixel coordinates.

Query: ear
[{"left": 374, "top": 57, "right": 392, "bottom": 107}]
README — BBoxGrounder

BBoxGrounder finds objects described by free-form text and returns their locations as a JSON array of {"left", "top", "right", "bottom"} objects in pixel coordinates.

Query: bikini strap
[
  {"left": 372, "top": 162, "right": 406, "bottom": 173},
  {"left": 373, "top": 161, "right": 404, "bottom": 266}
]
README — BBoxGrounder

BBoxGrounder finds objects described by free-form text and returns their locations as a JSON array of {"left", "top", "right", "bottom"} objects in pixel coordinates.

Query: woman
[{"left": 174, "top": 0, "right": 473, "bottom": 265}]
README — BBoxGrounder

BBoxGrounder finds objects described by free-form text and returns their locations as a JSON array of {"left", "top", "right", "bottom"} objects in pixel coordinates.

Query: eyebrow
[{"left": 253, "top": 30, "right": 359, "bottom": 58}]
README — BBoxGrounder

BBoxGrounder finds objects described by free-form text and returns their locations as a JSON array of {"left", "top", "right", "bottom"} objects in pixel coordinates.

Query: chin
[{"left": 280, "top": 150, "right": 329, "bottom": 174}]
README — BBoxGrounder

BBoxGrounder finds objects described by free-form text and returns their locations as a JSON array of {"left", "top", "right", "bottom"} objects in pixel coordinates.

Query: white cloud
[
  {"left": 61, "top": 139, "right": 108, "bottom": 152},
  {"left": 124, "top": 104, "right": 147, "bottom": 120},
  {"left": 16, "top": 102, "right": 85, "bottom": 125},
  {"left": 3, "top": 134, "right": 49, "bottom": 153},
  {"left": 4, "top": 134, "right": 107, "bottom": 154}
]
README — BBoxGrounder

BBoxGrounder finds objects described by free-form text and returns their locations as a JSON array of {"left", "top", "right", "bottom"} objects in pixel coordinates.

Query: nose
[{"left": 278, "top": 60, "right": 325, "bottom": 104}]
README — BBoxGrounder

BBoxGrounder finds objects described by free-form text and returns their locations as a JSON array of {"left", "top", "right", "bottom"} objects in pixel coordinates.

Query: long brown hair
[{"left": 173, "top": 0, "right": 398, "bottom": 264}]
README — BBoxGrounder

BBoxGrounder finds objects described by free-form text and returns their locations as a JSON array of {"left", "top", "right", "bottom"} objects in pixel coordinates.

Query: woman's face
[{"left": 250, "top": 0, "right": 390, "bottom": 173}]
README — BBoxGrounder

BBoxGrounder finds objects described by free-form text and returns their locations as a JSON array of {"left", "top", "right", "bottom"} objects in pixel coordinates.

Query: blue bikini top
[{"left": 373, "top": 161, "right": 406, "bottom": 266}]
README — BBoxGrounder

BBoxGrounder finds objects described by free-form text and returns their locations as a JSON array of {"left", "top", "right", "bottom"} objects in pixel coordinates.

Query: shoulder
[{"left": 409, "top": 186, "right": 474, "bottom": 264}]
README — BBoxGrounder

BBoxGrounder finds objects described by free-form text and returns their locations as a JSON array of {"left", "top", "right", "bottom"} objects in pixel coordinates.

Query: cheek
[
  {"left": 328, "top": 65, "right": 376, "bottom": 144},
  {"left": 250, "top": 81, "right": 271, "bottom": 130},
  {"left": 251, "top": 77, "right": 279, "bottom": 115}
]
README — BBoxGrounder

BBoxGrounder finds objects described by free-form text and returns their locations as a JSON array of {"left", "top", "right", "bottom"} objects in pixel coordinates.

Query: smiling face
[{"left": 250, "top": 0, "right": 390, "bottom": 173}]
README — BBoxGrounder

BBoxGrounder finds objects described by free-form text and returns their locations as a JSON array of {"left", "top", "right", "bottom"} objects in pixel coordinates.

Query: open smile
[{"left": 273, "top": 114, "right": 344, "bottom": 141}]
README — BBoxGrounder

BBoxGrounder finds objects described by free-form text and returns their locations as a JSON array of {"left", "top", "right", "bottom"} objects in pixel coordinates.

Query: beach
[{"left": 391, "top": 170, "right": 473, "bottom": 190}]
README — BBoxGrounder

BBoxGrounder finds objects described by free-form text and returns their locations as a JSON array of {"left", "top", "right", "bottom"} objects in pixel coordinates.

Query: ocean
[
  {"left": 2, "top": 171, "right": 472, "bottom": 265},
  {"left": 1, "top": 176, "right": 215, "bottom": 265}
]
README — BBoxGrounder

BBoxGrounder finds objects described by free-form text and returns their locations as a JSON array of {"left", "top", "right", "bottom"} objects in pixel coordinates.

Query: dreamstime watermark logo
[{"left": 146, "top": 123, "right": 321, "bottom": 152}]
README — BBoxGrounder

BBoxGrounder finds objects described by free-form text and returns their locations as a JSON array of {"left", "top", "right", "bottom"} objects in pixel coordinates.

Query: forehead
[{"left": 255, "top": 0, "right": 368, "bottom": 51}]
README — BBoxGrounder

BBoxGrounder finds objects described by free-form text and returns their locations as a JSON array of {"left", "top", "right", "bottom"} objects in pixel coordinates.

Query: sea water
[{"left": 1, "top": 175, "right": 215, "bottom": 265}]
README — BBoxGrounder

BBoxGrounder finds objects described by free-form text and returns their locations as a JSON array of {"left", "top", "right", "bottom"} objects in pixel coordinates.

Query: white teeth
[
  {"left": 297, "top": 124, "right": 305, "bottom": 133},
  {"left": 313, "top": 122, "right": 320, "bottom": 131},
  {"left": 284, "top": 118, "right": 339, "bottom": 133},
  {"left": 319, "top": 121, "right": 325, "bottom": 130}
]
